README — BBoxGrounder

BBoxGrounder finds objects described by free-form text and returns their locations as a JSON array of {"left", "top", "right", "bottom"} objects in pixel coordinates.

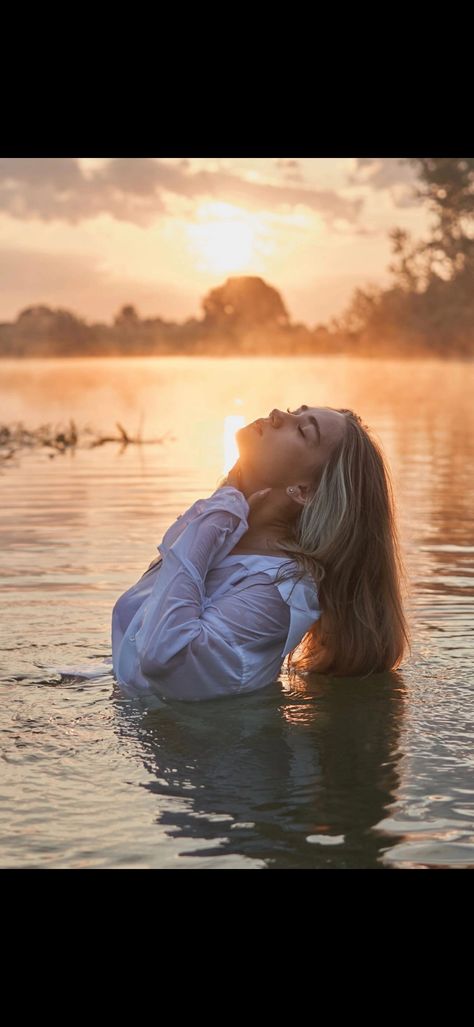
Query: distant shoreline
[{"left": 0, "top": 350, "right": 471, "bottom": 362}]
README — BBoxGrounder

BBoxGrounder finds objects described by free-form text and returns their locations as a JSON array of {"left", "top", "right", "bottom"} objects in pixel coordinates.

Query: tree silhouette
[
  {"left": 399, "top": 157, "right": 474, "bottom": 282},
  {"left": 15, "top": 305, "right": 89, "bottom": 351},
  {"left": 113, "top": 304, "right": 140, "bottom": 328},
  {"left": 333, "top": 158, "right": 474, "bottom": 355},
  {"left": 201, "top": 275, "right": 290, "bottom": 334}
]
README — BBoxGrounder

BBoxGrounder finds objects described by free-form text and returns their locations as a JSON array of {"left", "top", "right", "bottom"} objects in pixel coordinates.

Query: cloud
[
  {"left": 347, "top": 158, "right": 420, "bottom": 207},
  {"left": 0, "top": 244, "right": 189, "bottom": 323},
  {"left": 273, "top": 158, "right": 305, "bottom": 182},
  {"left": 0, "top": 157, "right": 365, "bottom": 229}
]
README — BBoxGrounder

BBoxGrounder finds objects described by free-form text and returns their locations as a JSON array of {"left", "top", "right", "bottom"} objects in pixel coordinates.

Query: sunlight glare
[
  {"left": 223, "top": 414, "right": 245, "bottom": 474},
  {"left": 188, "top": 204, "right": 257, "bottom": 273}
]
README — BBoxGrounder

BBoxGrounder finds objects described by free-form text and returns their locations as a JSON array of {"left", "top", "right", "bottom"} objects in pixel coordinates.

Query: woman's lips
[{"left": 252, "top": 420, "right": 263, "bottom": 435}]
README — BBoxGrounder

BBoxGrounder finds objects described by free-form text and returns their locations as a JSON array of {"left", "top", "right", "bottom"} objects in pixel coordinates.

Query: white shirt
[{"left": 111, "top": 485, "right": 321, "bottom": 702}]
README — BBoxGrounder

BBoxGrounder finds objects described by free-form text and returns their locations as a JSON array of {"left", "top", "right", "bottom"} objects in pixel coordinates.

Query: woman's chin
[{"left": 236, "top": 422, "right": 256, "bottom": 443}]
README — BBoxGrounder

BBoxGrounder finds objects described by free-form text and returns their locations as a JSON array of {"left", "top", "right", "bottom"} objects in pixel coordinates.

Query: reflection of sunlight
[{"left": 223, "top": 415, "right": 245, "bottom": 474}]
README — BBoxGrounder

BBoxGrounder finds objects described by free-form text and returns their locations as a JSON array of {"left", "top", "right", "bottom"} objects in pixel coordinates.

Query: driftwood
[
  {"left": 88, "top": 421, "right": 174, "bottom": 448},
  {"left": 0, "top": 418, "right": 175, "bottom": 464}
]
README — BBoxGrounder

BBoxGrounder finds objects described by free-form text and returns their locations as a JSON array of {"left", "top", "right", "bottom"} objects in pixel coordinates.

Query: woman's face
[{"left": 236, "top": 405, "right": 347, "bottom": 489}]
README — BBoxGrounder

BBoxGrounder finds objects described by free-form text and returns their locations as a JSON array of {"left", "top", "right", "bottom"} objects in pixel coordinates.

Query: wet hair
[{"left": 257, "top": 407, "right": 411, "bottom": 677}]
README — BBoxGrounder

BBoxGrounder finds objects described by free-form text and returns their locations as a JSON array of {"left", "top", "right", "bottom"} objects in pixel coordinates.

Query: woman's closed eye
[{"left": 286, "top": 408, "right": 306, "bottom": 439}]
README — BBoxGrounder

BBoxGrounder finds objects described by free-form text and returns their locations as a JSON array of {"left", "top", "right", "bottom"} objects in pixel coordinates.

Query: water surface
[{"left": 1, "top": 355, "right": 473, "bottom": 869}]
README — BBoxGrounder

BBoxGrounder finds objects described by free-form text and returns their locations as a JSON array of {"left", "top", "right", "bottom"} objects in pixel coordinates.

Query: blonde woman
[{"left": 111, "top": 405, "right": 411, "bottom": 701}]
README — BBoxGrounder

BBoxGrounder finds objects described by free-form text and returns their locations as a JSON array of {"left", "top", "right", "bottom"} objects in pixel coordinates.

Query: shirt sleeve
[
  {"left": 131, "top": 486, "right": 252, "bottom": 700},
  {"left": 140, "top": 492, "right": 224, "bottom": 577}
]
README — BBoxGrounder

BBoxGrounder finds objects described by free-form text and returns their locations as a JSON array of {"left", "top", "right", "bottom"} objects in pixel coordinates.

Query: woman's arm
[
  {"left": 135, "top": 573, "right": 291, "bottom": 701},
  {"left": 131, "top": 487, "right": 250, "bottom": 685},
  {"left": 142, "top": 473, "right": 242, "bottom": 576},
  {"left": 112, "top": 485, "right": 292, "bottom": 701}
]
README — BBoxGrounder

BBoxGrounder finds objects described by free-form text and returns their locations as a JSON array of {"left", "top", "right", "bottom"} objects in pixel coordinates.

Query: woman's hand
[
  {"left": 222, "top": 459, "right": 272, "bottom": 516},
  {"left": 246, "top": 486, "right": 272, "bottom": 515}
]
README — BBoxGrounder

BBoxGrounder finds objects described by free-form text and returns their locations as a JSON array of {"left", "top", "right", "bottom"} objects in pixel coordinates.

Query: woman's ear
[{"left": 286, "top": 484, "right": 308, "bottom": 506}]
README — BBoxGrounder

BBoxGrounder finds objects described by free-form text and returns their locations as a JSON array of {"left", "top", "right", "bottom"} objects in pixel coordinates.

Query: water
[{"left": 0, "top": 355, "right": 473, "bottom": 869}]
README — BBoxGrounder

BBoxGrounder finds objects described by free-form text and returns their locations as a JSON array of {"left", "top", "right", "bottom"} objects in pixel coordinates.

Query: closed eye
[
  {"left": 286, "top": 408, "right": 307, "bottom": 440},
  {"left": 287, "top": 405, "right": 322, "bottom": 447}
]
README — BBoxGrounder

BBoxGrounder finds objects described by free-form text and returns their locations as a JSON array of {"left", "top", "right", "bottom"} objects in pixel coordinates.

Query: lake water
[{"left": 1, "top": 355, "right": 473, "bottom": 870}]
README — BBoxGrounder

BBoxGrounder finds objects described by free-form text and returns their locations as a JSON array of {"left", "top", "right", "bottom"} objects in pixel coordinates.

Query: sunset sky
[{"left": 0, "top": 157, "right": 431, "bottom": 327}]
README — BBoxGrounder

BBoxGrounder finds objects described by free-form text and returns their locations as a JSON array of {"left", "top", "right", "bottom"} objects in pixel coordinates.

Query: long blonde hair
[{"left": 220, "top": 408, "right": 411, "bottom": 678}]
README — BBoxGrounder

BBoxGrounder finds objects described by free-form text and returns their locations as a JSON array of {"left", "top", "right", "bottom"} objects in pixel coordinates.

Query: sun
[{"left": 188, "top": 203, "right": 258, "bottom": 274}]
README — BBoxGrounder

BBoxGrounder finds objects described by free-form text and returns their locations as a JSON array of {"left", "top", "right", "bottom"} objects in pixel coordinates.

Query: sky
[{"left": 0, "top": 157, "right": 431, "bottom": 328}]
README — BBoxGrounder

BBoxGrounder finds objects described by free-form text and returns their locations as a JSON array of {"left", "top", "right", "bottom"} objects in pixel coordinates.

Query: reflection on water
[{"left": 0, "top": 355, "right": 473, "bottom": 869}]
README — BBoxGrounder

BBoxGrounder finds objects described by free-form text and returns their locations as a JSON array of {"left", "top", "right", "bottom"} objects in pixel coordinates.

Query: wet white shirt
[{"left": 111, "top": 485, "right": 321, "bottom": 702}]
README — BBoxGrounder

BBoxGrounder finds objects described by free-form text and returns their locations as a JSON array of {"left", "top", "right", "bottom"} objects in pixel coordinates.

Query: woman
[{"left": 111, "top": 405, "right": 411, "bottom": 701}]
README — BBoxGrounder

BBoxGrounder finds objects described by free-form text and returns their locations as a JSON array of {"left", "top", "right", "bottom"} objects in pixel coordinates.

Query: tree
[
  {"left": 113, "top": 304, "right": 140, "bottom": 328},
  {"left": 332, "top": 159, "right": 474, "bottom": 355},
  {"left": 201, "top": 275, "right": 290, "bottom": 335},
  {"left": 395, "top": 158, "right": 474, "bottom": 284}
]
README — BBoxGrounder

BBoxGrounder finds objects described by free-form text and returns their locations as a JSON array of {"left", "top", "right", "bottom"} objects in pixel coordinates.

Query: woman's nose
[{"left": 269, "top": 409, "right": 285, "bottom": 426}]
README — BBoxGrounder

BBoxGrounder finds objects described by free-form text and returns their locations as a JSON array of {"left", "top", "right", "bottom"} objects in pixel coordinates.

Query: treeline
[{"left": 0, "top": 283, "right": 341, "bottom": 358}]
